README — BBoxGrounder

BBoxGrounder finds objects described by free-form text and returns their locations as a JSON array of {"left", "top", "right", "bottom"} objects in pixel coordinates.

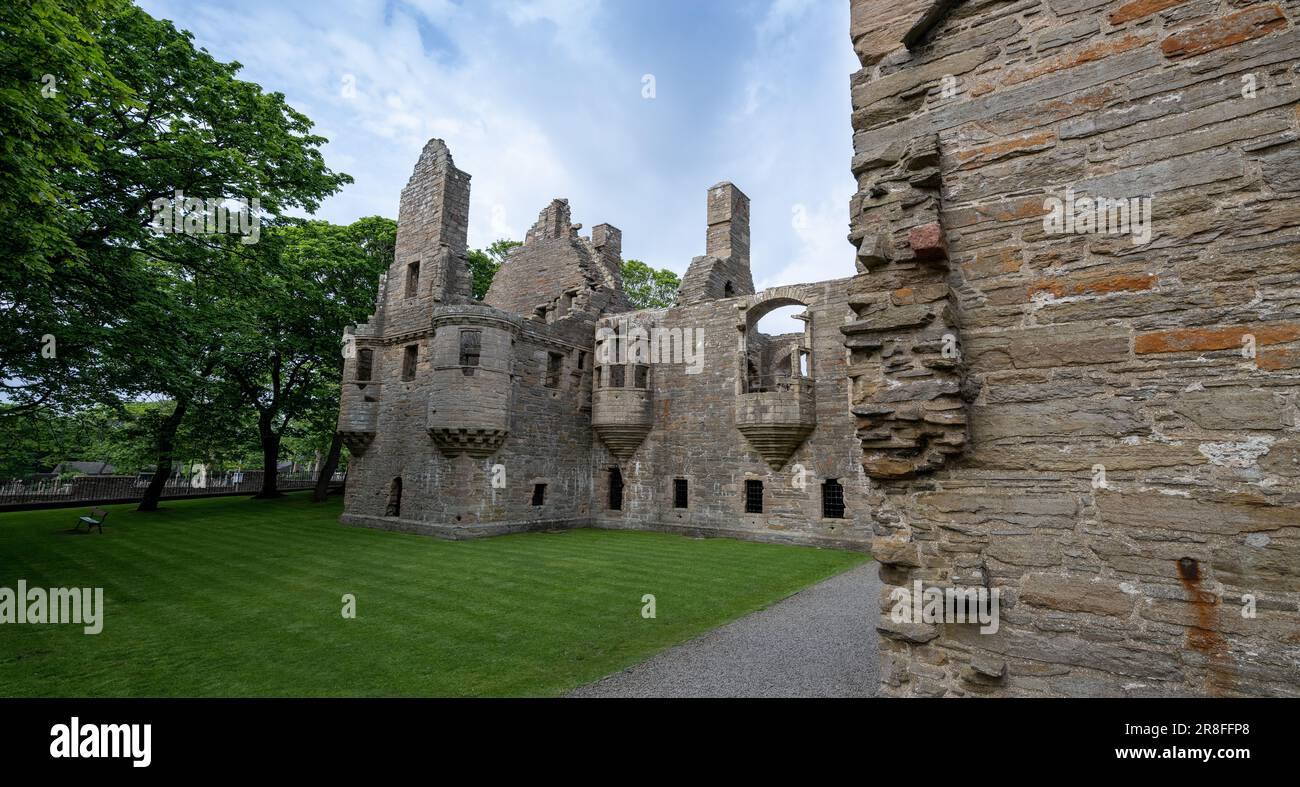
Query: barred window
[
  {"left": 673, "top": 478, "right": 688, "bottom": 509},
  {"left": 822, "top": 478, "right": 845, "bottom": 519},
  {"left": 744, "top": 480, "right": 763, "bottom": 514}
]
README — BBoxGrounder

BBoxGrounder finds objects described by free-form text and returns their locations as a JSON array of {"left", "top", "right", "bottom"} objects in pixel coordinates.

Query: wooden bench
[{"left": 75, "top": 507, "right": 109, "bottom": 534}]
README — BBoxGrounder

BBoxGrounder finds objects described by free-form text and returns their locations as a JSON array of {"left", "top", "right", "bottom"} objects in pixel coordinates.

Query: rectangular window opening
[
  {"left": 608, "top": 468, "right": 623, "bottom": 511},
  {"left": 401, "top": 344, "right": 418, "bottom": 381},
  {"left": 405, "top": 261, "right": 420, "bottom": 299},
  {"left": 633, "top": 365, "right": 649, "bottom": 389},
  {"left": 744, "top": 480, "right": 763, "bottom": 514},
  {"left": 531, "top": 483, "right": 546, "bottom": 507},
  {"left": 546, "top": 352, "right": 563, "bottom": 389},
  {"left": 357, "top": 348, "right": 373, "bottom": 382},
  {"left": 822, "top": 478, "right": 845, "bottom": 519},
  {"left": 459, "top": 329, "right": 481, "bottom": 369},
  {"left": 673, "top": 478, "right": 688, "bottom": 509},
  {"left": 609, "top": 365, "right": 625, "bottom": 388}
]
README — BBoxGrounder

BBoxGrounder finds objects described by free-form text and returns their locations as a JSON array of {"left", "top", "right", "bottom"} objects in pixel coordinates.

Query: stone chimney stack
[
  {"left": 705, "top": 182, "right": 750, "bottom": 270},
  {"left": 526, "top": 199, "right": 574, "bottom": 244}
]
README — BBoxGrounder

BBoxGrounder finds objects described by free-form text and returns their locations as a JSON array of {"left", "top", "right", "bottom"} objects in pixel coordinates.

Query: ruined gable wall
[
  {"left": 484, "top": 199, "right": 631, "bottom": 319},
  {"left": 848, "top": 0, "right": 1300, "bottom": 696}
]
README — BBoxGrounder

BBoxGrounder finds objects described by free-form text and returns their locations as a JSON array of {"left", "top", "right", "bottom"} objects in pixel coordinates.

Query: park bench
[{"left": 75, "top": 507, "right": 109, "bottom": 534}]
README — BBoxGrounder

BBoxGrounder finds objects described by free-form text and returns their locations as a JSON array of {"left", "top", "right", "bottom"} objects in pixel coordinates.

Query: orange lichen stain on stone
[
  {"left": 1160, "top": 4, "right": 1288, "bottom": 58},
  {"left": 1027, "top": 273, "right": 1154, "bottom": 299},
  {"left": 1040, "top": 86, "right": 1116, "bottom": 119},
  {"left": 1135, "top": 323, "right": 1300, "bottom": 354},
  {"left": 988, "top": 197, "right": 1050, "bottom": 222},
  {"left": 1175, "top": 557, "right": 1235, "bottom": 696},
  {"left": 962, "top": 248, "right": 1022, "bottom": 279},
  {"left": 1256, "top": 348, "right": 1300, "bottom": 370},
  {"left": 955, "top": 131, "right": 1056, "bottom": 167},
  {"left": 1002, "top": 34, "right": 1154, "bottom": 87},
  {"left": 1109, "top": 0, "right": 1188, "bottom": 24}
]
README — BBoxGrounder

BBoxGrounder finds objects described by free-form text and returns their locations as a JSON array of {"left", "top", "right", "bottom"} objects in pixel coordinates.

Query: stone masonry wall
[
  {"left": 849, "top": 0, "right": 1300, "bottom": 696},
  {"left": 591, "top": 280, "right": 875, "bottom": 550}
]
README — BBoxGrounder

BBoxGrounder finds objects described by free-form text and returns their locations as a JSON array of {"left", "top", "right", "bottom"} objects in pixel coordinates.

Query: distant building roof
[{"left": 55, "top": 461, "right": 116, "bottom": 475}]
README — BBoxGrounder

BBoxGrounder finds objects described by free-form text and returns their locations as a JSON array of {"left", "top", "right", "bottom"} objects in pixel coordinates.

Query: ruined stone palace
[{"left": 339, "top": 0, "right": 1300, "bottom": 697}]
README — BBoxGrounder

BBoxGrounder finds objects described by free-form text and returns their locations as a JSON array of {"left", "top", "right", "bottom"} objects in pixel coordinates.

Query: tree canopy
[{"left": 621, "top": 259, "right": 680, "bottom": 309}]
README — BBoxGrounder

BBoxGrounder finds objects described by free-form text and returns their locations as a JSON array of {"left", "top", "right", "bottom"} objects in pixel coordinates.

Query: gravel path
[{"left": 571, "top": 560, "right": 880, "bottom": 698}]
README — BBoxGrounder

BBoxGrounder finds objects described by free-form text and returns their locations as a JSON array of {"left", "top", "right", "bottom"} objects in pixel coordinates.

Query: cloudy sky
[{"left": 138, "top": 0, "right": 859, "bottom": 318}]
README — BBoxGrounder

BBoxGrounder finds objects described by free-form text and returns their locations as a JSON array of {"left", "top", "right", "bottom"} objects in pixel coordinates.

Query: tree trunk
[
  {"left": 255, "top": 414, "right": 282, "bottom": 499},
  {"left": 137, "top": 399, "right": 189, "bottom": 512},
  {"left": 312, "top": 432, "right": 344, "bottom": 503}
]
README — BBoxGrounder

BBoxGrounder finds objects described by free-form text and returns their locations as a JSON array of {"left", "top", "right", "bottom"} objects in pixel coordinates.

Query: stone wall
[
  {"left": 848, "top": 0, "right": 1300, "bottom": 696},
  {"left": 591, "top": 279, "right": 875, "bottom": 550}
]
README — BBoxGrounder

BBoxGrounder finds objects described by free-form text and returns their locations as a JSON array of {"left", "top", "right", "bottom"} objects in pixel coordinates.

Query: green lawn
[{"left": 0, "top": 493, "right": 867, "bottom": 697}]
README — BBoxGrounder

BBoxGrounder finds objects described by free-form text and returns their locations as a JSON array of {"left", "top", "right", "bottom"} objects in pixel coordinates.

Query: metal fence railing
[{"left": 0, "top": 470, "right": 344, "bottom": 508}]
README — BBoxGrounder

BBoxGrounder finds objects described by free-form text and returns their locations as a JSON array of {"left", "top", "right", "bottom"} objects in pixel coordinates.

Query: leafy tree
[
  {"left": 1, "top": 2, "right": 352, "bottom": 508},
  {"left": 621, "top": 259, "right": 680, "bottom": 309},
  {"left": 0, "top": 0, "right": 132, "bottom": 415},
  {"left": 311, "top": 216, "right": 395, "bottom": 501},
  {"left": 221, "top": 218, "right": 393, "bottom": 498},
  {"left": 466, "top": 239, "right": 520, "bottom": 300}
]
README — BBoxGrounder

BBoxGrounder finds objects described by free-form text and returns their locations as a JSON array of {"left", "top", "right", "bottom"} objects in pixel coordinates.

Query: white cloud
[{"left": 135, "top": 0, "right": 858, "bottom": 290}]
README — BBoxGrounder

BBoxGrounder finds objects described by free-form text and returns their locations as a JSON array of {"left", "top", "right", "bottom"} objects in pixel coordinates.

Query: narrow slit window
[
  {"left": 356, "top": 348, "right": 373, "bottom": 382},
  {"left": 577, "top": 351, "right": 587, "bottom": 370},
  {"left": 405, "top": 261, "right": 420, "bottom": 298},
  {"left": 386, "top": 477, "right": 402, "bottom": 517},
  {"left": 531, "top": 483, "right": 546, "bottom": 507},
  {"left": 744, "top": 480, "right": 763, "bottom": 514},
  {"left": 673, "top": 478, "right": 688, "bottom": 509},
  {"left": 401, "top": 344, "right": 418, "bottom": 381},
  {"left": 608, "top": 468, "right": 623, "bottom": 510},
  {"left": 822, "top": 478, "right": 845, "bottom": 519},
  {"left": 546, "top": 352, "right": 563, "bottom": 389}
]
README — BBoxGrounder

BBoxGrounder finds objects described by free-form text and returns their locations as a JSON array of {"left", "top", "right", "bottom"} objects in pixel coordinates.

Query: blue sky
[{"left": 138, "top": 0, "right": 859, "bottom": 316}]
